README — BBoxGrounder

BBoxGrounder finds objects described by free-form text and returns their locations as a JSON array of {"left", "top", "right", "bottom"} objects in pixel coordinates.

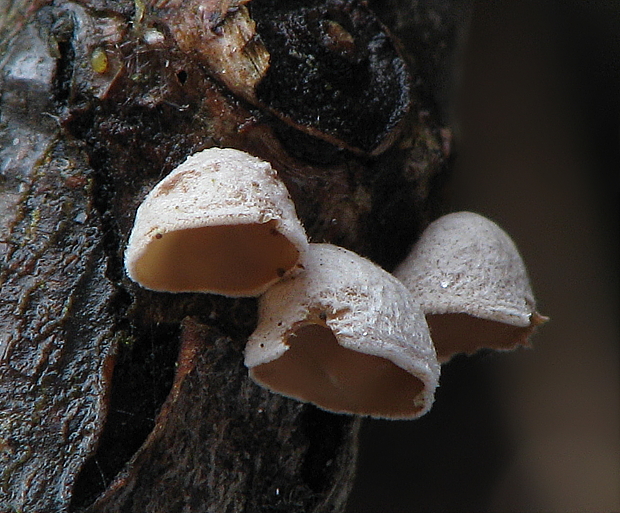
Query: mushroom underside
[
  {"left": 250, "top": 323, "right": 425, "bottom": 418},
  {"left": 132, "top": 220, "right": 299, "bottom": 294},
  {"left": 426, "top": 312, "right": 534, "bottom": 363}
]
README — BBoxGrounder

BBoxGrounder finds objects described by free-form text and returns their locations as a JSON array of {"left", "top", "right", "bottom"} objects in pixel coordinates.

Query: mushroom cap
[
  {"left": 245, "top": 243, "right": 440, "bottom": 420},
  {"left": 124, "top": 148, "right": 308, "bottom": 297},
  {"left": 394, "top": 211, "right": 547, "bottom": 362}
]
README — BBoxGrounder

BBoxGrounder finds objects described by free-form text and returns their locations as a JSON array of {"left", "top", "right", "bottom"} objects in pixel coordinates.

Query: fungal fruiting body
[
  {"left": 124, "top": 148, "right": 308, "bottom": 297},
  {"left": 394, "top": 211, "right": 548, "bottom": 362},
  {"left": 245, "top": 243, "right": 440, "bottom": 419}
]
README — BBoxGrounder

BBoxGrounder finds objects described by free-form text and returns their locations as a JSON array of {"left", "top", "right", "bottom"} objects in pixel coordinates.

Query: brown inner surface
[
  {"left": 251, "top": 324, "right": 426, "bottom": 418},
  {"left": 135, "top": 220, "right": 299, "bottom": 294},
  {"left": 426, "top": 313, "right": 534, "bottom": 363}
]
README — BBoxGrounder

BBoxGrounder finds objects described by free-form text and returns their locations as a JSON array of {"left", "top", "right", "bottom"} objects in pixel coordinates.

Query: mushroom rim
[
  {"left": 249, "top": 320, "right": 428, "bottom": 419},
  {"left": 127, "top": 220, "right": 301, "bottom": 296},
  {"left": 426, "top": 312, "right": 542, "bottom": 363}
]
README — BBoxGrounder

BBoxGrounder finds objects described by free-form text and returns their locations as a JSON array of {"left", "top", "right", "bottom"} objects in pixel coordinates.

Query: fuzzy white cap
[
  {"left": 124, "top": 148, "right": 308, "bottom": 296},
  {"left": 394, "top": 211, "right": 547, "bottom": 361},
  {"left": 245, "top": 243, "right": 440, "bottom": 419}
]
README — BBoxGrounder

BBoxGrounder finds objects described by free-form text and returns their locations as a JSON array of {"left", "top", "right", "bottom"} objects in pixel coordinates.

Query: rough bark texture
[{"left": 0, "top": 0, "right": 459, "bottom": 511}]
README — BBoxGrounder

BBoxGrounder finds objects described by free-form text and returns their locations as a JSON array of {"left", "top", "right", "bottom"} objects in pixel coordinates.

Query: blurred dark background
[{"left": 347, "top": 1, "right": 619, "bottom": 511}]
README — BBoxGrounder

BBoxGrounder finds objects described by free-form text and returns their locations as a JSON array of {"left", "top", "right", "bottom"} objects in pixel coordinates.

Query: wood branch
[{"left": 0, "top": 0, "right": 458, "bottom": 511}]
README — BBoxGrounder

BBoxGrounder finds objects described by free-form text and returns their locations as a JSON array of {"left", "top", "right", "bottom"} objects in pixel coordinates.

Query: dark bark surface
[{"left": 0, "top": 0, "right": 459, "bottom": 511}]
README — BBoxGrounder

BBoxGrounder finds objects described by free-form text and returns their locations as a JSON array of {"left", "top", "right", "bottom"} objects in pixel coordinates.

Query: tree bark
[{"left": 0, "top": 0, "right": 461, "bottom": 511}]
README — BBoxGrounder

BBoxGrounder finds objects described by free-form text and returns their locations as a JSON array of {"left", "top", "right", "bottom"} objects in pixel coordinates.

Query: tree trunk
[{"left": 0, "top": 0, "right": 461, "bottom": 511}]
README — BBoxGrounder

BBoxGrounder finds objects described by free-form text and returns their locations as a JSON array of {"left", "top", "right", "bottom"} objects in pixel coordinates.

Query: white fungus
[
  {"left": 124, "top": 147, "right": 308, "bottom": 297},
  {"left": 245, "top": 243, "right": 440, "bottom": 419},
  {"left": 394, "top": 211, "right": 548, "bottom": 362}
]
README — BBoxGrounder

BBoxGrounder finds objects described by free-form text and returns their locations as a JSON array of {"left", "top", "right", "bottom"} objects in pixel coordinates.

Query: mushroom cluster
[{"left": 125, "top": 148, "right": 546, "bottom": 419}]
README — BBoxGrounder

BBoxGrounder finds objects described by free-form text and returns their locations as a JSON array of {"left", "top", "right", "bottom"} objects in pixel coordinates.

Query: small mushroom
[
  {"left": 394, "top": 211, "right": 548, "bottom": 362},
  {"left": 124, "top": 147, "right": 308, "bottom": 297},
  {"left": 245, "top": 243, "right": 440, "bottom": 419}
]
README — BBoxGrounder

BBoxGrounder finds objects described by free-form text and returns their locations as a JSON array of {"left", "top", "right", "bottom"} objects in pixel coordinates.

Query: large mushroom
[
  {"left": 124, "top": 147, "right": 308, "bottom": 297},
  {"left": 245, "top": 243, "right": 440, "bottom": 419}
]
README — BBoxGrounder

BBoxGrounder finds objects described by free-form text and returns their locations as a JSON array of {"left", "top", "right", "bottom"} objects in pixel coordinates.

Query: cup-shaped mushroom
[
  {"left": 394, "top": 211, "right": 548, "bottom": 363},
  {"left": 124, "top": 148, "right": 308, "bottom": 297},
  {"left": 245, "top": 243, "right": 440, "bottom": 419}
]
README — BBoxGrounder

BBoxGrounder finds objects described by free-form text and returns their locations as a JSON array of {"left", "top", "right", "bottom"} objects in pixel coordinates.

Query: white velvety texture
[
  {"left": 245, "top": 243, "right": 440, "bottom": 418},
  {"left": 124, "top": 147, "right": 308, "bottom": 295},
  {"left": 394, "top": 211, "right": 537, "bottom": 326}
]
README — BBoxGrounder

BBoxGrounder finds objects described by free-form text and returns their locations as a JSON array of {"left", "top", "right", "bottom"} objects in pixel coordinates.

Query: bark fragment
[{"left": 88, "top": 318, "right": 359, "bottom": 513}]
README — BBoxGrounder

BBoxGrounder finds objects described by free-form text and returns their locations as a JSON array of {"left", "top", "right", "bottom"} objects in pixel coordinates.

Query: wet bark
[{"left": 0, "top": 0, "right": 464, "bottom": 511}]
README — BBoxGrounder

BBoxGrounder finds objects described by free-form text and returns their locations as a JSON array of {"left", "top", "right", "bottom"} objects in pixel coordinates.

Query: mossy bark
[{"left": 0, "top": 0, "right": 463, "bottom": 511}]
